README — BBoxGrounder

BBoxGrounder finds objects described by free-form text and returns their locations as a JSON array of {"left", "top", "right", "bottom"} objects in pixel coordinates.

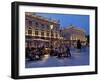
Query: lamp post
[{"left": 50, "top": 24, "right": 53, "bottom": 49}]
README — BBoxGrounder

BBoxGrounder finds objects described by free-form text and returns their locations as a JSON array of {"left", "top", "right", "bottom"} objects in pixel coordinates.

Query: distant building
[
  {"left": 62, "top": 25, "right": 87, "bottom": 46},
  {"left": 25, "top": 12, "right": 61, "bottom": 48}
]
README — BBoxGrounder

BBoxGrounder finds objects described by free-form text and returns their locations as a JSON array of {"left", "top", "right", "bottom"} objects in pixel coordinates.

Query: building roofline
[
  {"left": 25, "top": 12, "right": 59, "bottom": 24},
  {"left": 63, "top": 25, "right": 85, "bottom": 33}
]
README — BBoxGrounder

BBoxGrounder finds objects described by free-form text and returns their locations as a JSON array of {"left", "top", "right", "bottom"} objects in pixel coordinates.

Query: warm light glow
[{"left": 44, "top": 55, "right": 49, "bottom": 60}]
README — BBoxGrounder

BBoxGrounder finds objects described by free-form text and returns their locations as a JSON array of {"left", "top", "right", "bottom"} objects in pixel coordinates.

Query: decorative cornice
[{"left": 25, "top": 12, "right": 59, "bottom": 24}]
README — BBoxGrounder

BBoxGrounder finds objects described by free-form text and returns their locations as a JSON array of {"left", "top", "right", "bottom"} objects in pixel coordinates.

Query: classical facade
[
  {"left": 25, "top": 12, "right": 61, "bottom": 48},
  {"left": 62, "top": 25, "right": 87, "bottom": 46},
  {"left": 25, "top": 12, "right": 87, "bottom": 48}
]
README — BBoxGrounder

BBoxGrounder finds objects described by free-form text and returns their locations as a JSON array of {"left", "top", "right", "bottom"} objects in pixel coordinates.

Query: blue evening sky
[{"left": 35, "top": 13, "right": 90, "bottom": 35}]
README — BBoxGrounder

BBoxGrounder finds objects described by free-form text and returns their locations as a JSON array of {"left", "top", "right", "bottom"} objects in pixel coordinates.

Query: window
[
  {"left": 29, "top": 20, "right": 32, "bottom": 26},
  {"left": 46, "top": 25, "right": 49, "bottom": 29},
  {"left": 41, "top": 24, "right": 44, "bottom": 27},
  {"left": 35, "top": 31, "right": 38, "bottom": 35},
  {"left": 41, "top": 31, "right": 44, "bottom": 37},
  {"left": 28, "top": 28, "right": 32, "bottom": 35},
  {"left": 35, "top": 22, "right": 39, "bottom": 27},
  {"left": 41, "top": 24, "right": 45, "bottom": 29},
  {"left": 46, "top": 32, "right": 49, "bottom": 37}
]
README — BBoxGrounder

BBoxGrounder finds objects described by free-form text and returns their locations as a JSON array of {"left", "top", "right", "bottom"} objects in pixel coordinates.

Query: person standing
[
  {"left": 65, "top": 45, "right": 71, "bottom": 57},
  {"left": 77, "top": 40, "right": 82, "bottom": 52}
]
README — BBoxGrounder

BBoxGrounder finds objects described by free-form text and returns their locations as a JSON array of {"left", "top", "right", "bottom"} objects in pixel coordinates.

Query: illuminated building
[
  {"left": 25, "top": 12, "right": 61, "bottom": 48},
  {"left": 25, "top": 12, "right": 87, "bottom": 48},
  {"left": 62, "top": 25, "right": 87, "bottom": 46}
]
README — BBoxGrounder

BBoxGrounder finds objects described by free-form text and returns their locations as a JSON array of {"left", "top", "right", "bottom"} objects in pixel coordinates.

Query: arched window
[{"left": 28, "top": 28, "right": 32, "bottom": 35}]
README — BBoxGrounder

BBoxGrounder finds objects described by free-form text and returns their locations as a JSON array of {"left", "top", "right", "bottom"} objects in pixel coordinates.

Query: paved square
[{"left": 25, "top": 47, "right": 89, "bottom": 68}]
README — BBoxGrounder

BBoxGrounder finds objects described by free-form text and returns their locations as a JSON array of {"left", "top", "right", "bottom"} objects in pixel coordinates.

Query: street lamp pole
[{"left": 50, "top": 25, "right": 53, "bottom": 49}]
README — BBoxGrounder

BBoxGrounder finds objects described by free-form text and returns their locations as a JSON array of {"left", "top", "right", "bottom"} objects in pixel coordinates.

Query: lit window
[
  {"left": 28, "top": 28, "right": 32, "bottom": 35},
  {"left": 35, "top": 31, "right": 38, "bottom": 35}
]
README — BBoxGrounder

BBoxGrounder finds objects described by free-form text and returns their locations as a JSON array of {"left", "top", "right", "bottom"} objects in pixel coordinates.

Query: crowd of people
[{"left": 26, "top": 40, "right": 83, "bottom": 61}]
